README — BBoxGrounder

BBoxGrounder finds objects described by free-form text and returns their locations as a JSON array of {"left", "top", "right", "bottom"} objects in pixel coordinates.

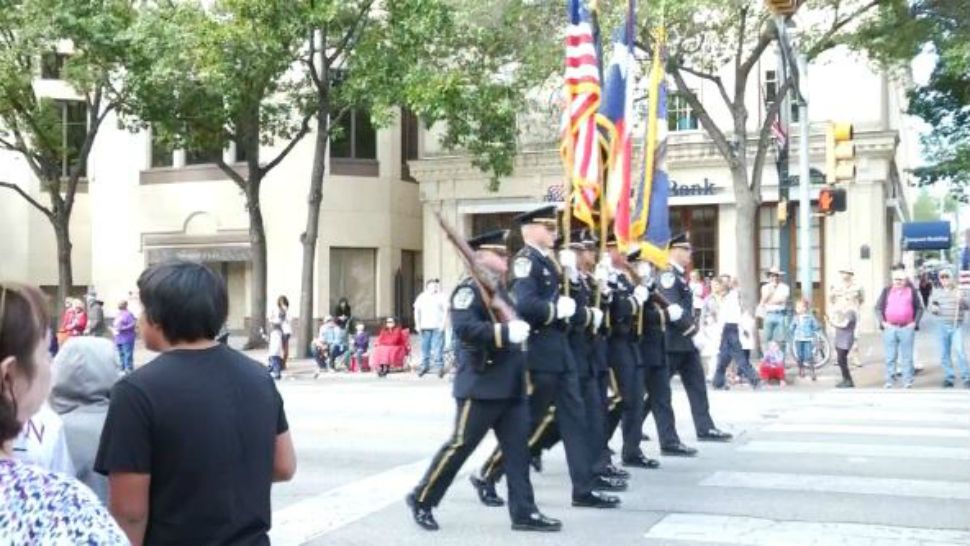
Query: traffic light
[
  {"left": 764, "top": 0, "right": 798, "bottom": 15},
  {"left": 777, "top": 198, "right": 789, "bottom": 224},
  {"left": 825, "top": 122, "right": 855, "bottom": 184},
  {"left": 818, "top": 186, "right": 847, "bottom": 215}
]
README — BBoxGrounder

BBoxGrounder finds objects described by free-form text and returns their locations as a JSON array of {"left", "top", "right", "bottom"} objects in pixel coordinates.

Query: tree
[
  {"left": 596, "top": 0, "right": 901, "bottom": 311},
  {"left": 120, "top": 1, "right": 311, "bottom": 348},
  {"left": 912, "top": 189, "right": 942, "bottom": 221},
  {"left": 292, "top": 0, "right": 559, "bottom": 356},
  {"left": 0, "top": 0, "right": 133, "bottom": 310}
]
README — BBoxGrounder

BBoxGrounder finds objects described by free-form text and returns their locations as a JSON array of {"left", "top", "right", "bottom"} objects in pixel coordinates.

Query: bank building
[{"left": 0, "top": 44, "right": 916, "bottom": 334}]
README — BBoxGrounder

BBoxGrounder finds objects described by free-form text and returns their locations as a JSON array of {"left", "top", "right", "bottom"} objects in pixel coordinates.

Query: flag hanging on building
[
  {"left": 561, "top": 0, "right": 602, "bottom": 228},
  {"left": 632, "top": 27, "right": 670, "bottom": 267},
  {"left": 598, "top": 0, "right": 635, "bottom": 247}
]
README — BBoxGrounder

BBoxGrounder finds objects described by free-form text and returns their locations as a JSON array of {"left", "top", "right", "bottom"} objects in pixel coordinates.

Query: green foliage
[{"left": 912, "top": 188, "right": 942, "bottom": 221}]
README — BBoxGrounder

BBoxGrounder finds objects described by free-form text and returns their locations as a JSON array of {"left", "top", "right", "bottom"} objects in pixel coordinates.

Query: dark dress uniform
[
  {"left": 409, "top": 231, "right": 560, "bottom": 532},
  {"left": 638, "top": 300, "right": 681, "bottom": 449},
  {"left": 657, "top": 234, "right": 732, "bottom": 443},
  {"left": 604, "top": 271, "right": 647, "bottom": 462}
]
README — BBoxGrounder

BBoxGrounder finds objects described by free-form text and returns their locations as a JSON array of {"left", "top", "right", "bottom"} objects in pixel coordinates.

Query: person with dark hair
[
  {"left": 94, "top": 261, "right": 296, "bottom": 545},
  {"left": 373, "top": 317, "right": 408, "bottom": 377},
  {"left": 112, "top": 300, "right": 137, "bottom": 374},
  {"left": 277, "top": 295, "right": 291, "bottom": 370},
  {"left": 334, "top": 297, "right": 352, "bottom": 329},
  {"left": 1, "top": 284, "right": 127, "bottom": 543}
]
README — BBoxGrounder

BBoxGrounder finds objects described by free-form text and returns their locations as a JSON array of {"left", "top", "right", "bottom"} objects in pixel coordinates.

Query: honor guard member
[
  {"left": 523, "top": 229, "right": 627, "bottom": 484},
  {"left": 407, "top": 229, "right": 562, "bottom": 533},
  {"left": 605, "top": 247, "right": 660, "bottom": 469},
  {"left": 473, "top": 205, "right": 621, "bottom": 510},
  {"left": 657, "top": 233, "right": 733, "bottom": 447},
  {"left": 634, "top": 256, "right": 697, "bottom": 457}
]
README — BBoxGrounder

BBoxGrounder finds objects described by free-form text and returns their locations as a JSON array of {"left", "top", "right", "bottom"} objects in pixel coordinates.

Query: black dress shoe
[
  {"left": 591, "top": 475, "right": 628, "bottom": 492},
  {"left": 406, "top": 493, "right": 439, "bottom": 531},
  {"left": 530, "top": 454, "right": 543, "bottom": 473},
  {"left": 697, "top": 428, "right": 733, "bottom": 442},
  {"left": 621, "top": 454, "right": 660, "bottom": 469},
  {"left": 572, "top": 491, "right": 621, "bottom": 509},
  {"left": 437, "top": 367, "right": 446, "bottom": 378},
  {"left": 417, "top": 368, "right": 429, "bottom": 377},
  {"left": 469, "top": 475, "right": 505, "bottom": 507},
  {"left": 599, "top": 464, "right": 630, "bottom": 480},
  {"left": 660, "top": 443, "right": 698, "bottom": 457},
  {"left": 511, "top": 511, "right": 562, "bottom": 532}
]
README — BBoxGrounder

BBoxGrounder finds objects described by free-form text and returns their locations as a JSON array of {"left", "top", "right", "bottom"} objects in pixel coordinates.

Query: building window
[
  {"left": 150, "top": 130, "right": 173, "bottom": 168},
  {"left": 669, "top": 206, "right": 717, "bottom": 277},
  {"left": 41, "top": 52, "right": 68, "bottom": 80},
  {"left": 47, "top": 101, "right": 87, "bottom": 178},
  {"left": 758, "top": 205, "right": 782, "bottom": 280},
  {"left": 185, "top": 143, "right": 223, "bottom": 166},
  {"left": 331, "top": 109, "right": 376, "bottom": 160},
  {"left": 668, "top": 92, "right": 698, "bottom": 131},
  {"left": 234, "top": 138, "right": 248, "bottom": 164},
  {"left": 764, "top": 69, "right": 800, "bottom": 123},
  {"left": 401, "top": 108, "right": 419, "bottom": 181},
  {"left": 330, "top": 247, "right": 377, "bottom": 321}
]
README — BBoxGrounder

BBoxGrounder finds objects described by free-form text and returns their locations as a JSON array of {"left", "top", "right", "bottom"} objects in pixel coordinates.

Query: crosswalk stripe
[
  {"left": 701, "top": 471, "right": 970, "bottom": 500},
  {"left": 780, "top": 408, "right": 970, "bottom": 425},
  {"left": 762, "top": 423, "right": 970, "bottom": 438},
  {"left": 738, "top": 440, "right": 970, "bottom": 461},
  {"left": 643, "top": 513, "right": 970, "bottom": 545}
]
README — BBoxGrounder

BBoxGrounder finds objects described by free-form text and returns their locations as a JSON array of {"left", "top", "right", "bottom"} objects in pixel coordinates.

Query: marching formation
[{"left": 406, "top": 205, "right": 733, "bottom": 532}]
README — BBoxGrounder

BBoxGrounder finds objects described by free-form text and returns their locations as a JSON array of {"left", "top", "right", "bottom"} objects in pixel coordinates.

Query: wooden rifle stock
[{"left": 434, "top": 212, "right": 517, "bottom": 322}]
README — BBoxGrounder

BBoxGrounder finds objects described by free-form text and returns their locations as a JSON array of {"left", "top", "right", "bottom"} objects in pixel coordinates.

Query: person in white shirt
[
  {"left": 12, "top": 402, "right": 75, "bottom": 476},
  {"left": 712, "top": 275, "right": 761, "bottom": 390},
  {"left": 759, "top": 267, "right": 791, "bottom": 354},
  {"left": 414, "top": 279, "right": 448, "bottom": 378}
]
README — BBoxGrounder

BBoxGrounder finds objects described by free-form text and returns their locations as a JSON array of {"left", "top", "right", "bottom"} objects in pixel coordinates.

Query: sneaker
[
  {"left": 835, "top": 379, "right": 854, "bottom": 388},
  {"left": 903, "top": 382, "right": 913, "bottom": 389},
  {"left": 943, "top": 379, "right": 955, "bottom": 388},
  {"left": 883, "top": 382, "right": 893, "bottom": 389}
]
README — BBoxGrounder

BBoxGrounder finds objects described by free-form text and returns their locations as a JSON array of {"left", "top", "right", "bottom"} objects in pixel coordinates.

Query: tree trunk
[
  {"left": 53, "top": 216, "right": 74, "bottom": 314},
  {"left": 732, "top": 167, "right": 761, "bottom": 351},
  {"left": 245, "top": 181, "right": 269, "bottom": 349},
  {"left": 297, "top": 108, "right": 329, "bottom": 358}
]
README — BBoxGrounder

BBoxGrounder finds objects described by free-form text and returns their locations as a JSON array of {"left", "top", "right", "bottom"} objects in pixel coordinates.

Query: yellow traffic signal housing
[
  {"left": 826, "top": 122, "right": 855, "bottom": 184},
  {"left": 764, "top": 0, "right": 798, "bottom": 15},
  {"left": 777, "top": 198, "right": 788, "bottom": 224}
]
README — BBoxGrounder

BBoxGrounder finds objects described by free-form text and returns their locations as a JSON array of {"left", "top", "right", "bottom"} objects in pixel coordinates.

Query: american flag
[
  {"left": 598, "top": 0, "right": 635, "bottom": 246},
  {"left": 771, "top": 115, "right": 788, "bottom": 152},
  {"left": 561, "top": 0, "right": 602, "bottom": 228}
]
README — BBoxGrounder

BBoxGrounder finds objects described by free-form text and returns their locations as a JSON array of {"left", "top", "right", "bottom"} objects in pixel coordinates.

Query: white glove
[
  {"left": 507, "top": 320, "right": 530, "bottom": 344},
  {"left": 633, "top": 285, "right": 649, "bottom": 305},
  {"left": 590, "top": 307, "right": 604, "bottom": 330},
  {"left": 556, "top": 296, "right": 576, "bottom": 319},
  {"left": 667, "top": 303, "right": 684, "bottom": 322},
  {"left": 636, "top": 261, "right": 653, "bottom": 280},
  {"left": 593, "top": 261, "right": 610, "bottom": 283},
  {"left": 558, "top": 250, "right": 577, "bottom": 272}
]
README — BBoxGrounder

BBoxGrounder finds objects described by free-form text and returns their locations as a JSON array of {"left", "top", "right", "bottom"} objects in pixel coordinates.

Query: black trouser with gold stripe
[
  {"left": 605, "top": 338, "right": 645, "bottom": 460},
  {"left": 413, "top": 397, "right": 537, "bottom": 519},
  {"left": 642, "top": 364, "right": 679, "bottom": 446},
  {"left": 479, "top": 371, "right": 594, "bottom": 498},
  {"left": 667, "top": 350, "right": 717, "bottom": 435}
]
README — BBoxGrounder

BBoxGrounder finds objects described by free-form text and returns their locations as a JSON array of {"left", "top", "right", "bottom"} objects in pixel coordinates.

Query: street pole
[{"left": 797, "top": 53, "right": 812, "bottom": 303}]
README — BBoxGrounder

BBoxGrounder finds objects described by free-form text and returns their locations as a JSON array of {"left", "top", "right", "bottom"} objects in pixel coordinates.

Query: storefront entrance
[{"left": 670, "top": 206, "right": 718, "bottom": 277}]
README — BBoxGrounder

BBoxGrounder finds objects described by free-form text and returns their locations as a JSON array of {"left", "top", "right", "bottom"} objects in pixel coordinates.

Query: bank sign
[
  {"left": 543, "top": 178, "right": 719, "bottom": 202},
  {"left": 902, "top": 221, "right": 952, "bottom": 250}
]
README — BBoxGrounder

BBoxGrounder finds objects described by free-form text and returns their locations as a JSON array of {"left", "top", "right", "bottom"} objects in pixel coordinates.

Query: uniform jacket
[
  {"left": 608, "top": 273, "right": 639, "bottom": 339},
  {"left": 638, "top": 301, "right": 668, "bottom": 368},
  {"left": 511, "top": 245, "right": 572, "bottom": 373},
  {"left": 568, "top": 272, "right": 597, "bottom": 378},
  {"left": 450, "top": 279, "right": 527, "bottom": 400},
  {"left": 658, "top": 265, "right": 700, "bottom": 353}
]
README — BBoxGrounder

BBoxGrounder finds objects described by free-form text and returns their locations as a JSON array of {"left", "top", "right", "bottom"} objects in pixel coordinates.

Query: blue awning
[{"left": 902, "top": 221, "right": 952, "bottom": 250}]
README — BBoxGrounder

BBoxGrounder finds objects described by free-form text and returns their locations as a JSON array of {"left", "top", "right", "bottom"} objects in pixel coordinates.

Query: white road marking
[
  {"left": 644, "top": 513, "right": 970, "bottom": 545},
  {"left": 701, "top": 471, "right": 970, "bottom": 500},
  {"left": 762, "top": 423, "right": 970, "bottom": 438},
  {"left": 782, "top": 408, "right": 970, "bottom": 425},
  {"left": 270, "top": 458, "right": 431, "bottom": 545},
  {"left": 738, "top": 440, "right": 970, "bottom": 461}
]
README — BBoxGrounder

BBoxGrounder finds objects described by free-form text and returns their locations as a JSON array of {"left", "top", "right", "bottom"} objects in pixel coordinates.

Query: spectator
[
  {"left": 112, "top": 301, "right": 137, "bottom": 374},
  {"left": 71, "top": 299, "right": 88, "bottom": 339},
  {"left": 918, "top": 270, "right": 934, "bottom": 306},
  {"left": 830, "top": 269, "right": 864, "bottom": 367},
  {"left": 688, "top": 269, "right": 706, "bottom": 320},
  {"left": 830, "top": 301, "right": 857, "bottom": 388},
  {"left": 49, "top": 337, "right": 120, "bottom": 504},
  {"left": 57, "top": 298, "right": 78, "bottom": 346},
  {"left": 789, "top": 299, "right": 821, "bottom": 380},
  {"left": 94, "top": 261, "right": 295, "bottom": 545},
  {"left": 85, "top": 295, "right": 109, "bottom": 338},
  {"left": 311, "top": 317, "right": 333, "bottom": 377},
  {"left": 699, "top": 277, "right": 723, "bottom": 378},
  {"left": 323, "top": 317, "right": 349, "bottom": 371},
  {"left": 351, "top": 322, "right": 370, "bottom": 373},
  {"left": 373, "top": 316, "right": 408, "bottom": 378},
  {"left": 413, "top": 279, "right": 448, "bottom": 378},
  {"left": 276, "top": 296, "right": 292, "bottom": 371},
  {"left": 758, "top": 267, "right": 790, "bottom": 354},
  {"left": 758, "top": 341, "right": 786, "bottom": 386},
  {"left": 875, "top": 266, "right": 924, "bottom": 389},
  {"left": 266, "top": 319, "right": 284, "bottom": 381},
  {"left": 928, "top": 268, "right": 970, "bottom": 388},
  {"left": 711, "top": 275, "right": 761, "bottom": 390},
  {"left": 1, "top": 284, "right": 127, "bottom": 543},
  {"left": 12, "top": 402, "right": 75, "bottom": 476},
  {"left": 333, "top": 297, "right": 352, "bottom": 330}
]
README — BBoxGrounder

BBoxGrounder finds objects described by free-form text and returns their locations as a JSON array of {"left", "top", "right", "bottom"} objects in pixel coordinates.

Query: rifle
[{"left": 434, "top": 211, "right": 517, "bottom": 322}]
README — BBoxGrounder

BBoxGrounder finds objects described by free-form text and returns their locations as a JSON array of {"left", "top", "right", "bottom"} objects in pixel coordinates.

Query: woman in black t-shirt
[{"left": 333, "top": 298, "right": 352, "bottom": 329}]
